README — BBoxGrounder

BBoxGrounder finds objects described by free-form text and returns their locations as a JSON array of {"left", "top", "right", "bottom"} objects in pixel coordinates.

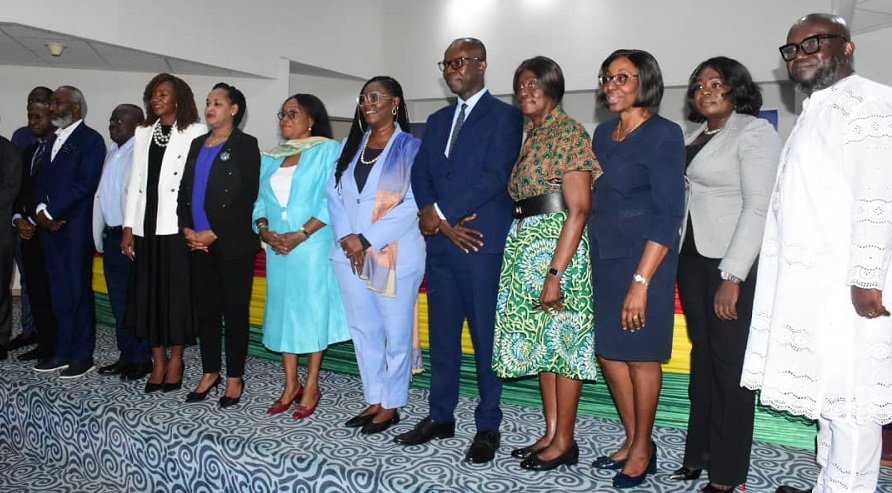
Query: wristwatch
[
  {"left": 720, "top": 271, "right": 742, "bottom": 284},
  {"left": 632, "top": 273, "right": 649, "bottom": 287},
  {"left": 547, "top": 267, "right": 564, "bottom": 279}
]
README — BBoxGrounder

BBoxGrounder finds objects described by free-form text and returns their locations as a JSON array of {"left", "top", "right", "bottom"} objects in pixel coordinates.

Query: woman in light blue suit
[
  {"left": 327, "top": 76, "right": 425, "bottom": 435},
  {"left": 253, "top": 94, "right": 349, "bottom": 420}
]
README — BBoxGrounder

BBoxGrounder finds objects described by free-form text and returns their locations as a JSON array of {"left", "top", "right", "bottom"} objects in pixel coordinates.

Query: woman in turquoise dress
[
  {"left": 252, "top": 94, "right": 349, "bottom": 420},
  {"left": 492, "top": 56, "right": 600, "bottom": 471}
]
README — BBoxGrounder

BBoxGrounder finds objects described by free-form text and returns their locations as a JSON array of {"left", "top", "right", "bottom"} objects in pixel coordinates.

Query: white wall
[
  {"left": 0, "top": 63, "right": 291, "bottom": 150},
  {"left": 382, "top": 0, "right": 828, "bottom": 99}
]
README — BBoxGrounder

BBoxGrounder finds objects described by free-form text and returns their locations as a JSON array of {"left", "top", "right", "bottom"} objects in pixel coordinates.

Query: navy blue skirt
[{"left": 592, "top": 250, "right": 677, "bottom": 362}]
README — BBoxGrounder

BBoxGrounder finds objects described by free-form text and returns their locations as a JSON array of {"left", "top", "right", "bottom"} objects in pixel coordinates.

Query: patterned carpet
[{"left": 2, "top": 326, "right": 891, "bottom": 492}]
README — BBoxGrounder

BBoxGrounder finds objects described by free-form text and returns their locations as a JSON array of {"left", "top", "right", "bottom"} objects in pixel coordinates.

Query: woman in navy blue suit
[{"left": 588, "top": 49, "right": 685, "bottom": 489}]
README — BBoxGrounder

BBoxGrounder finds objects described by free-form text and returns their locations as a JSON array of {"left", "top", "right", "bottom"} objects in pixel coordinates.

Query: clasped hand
[
  {"left": 340, "top": 234, "right": 367, "bottom": 276},
  {"left": 35, "top": 210, "right": 65, "bottom": 232},
  {"left": 419, "top": 207, "right": 484, "bottom": 254},
  {"left": 183, "top": 228, "right": 217, "bottom": 252},
  {"left": 851, "top": 286, "right": 890, "bottom": 319},
  {"left": 261, "top": 228, "right": 304, "bottom": 256}
]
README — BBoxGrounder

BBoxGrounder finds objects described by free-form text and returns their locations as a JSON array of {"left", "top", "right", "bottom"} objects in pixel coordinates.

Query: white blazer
[
  {"left": 123, "top": 122, "right": 206, "bottom": 236},
  {"left": 683, "top": 112, "right": 781, "bottom": 280}
]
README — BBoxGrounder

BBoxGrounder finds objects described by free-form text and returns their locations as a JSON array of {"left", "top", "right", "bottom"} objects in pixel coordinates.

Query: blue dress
[
  {"left": 589, "top": 115, "right": 685, "bottom": 361},
  {"left": 252, "top": 141, "right": 349, "bottom": 354}
]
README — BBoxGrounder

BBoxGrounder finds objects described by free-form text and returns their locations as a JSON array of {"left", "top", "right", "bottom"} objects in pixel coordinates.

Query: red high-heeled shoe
[
  {"left": 267, "top": 385, "right": 304, "bottom": 415},
  {"left": 292, "top": 391, "right": 321, "bottom": 420}
]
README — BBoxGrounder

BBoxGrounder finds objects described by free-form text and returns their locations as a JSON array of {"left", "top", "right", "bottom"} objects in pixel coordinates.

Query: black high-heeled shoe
[
  {"left": 144, "top": 381, "right": 163, "bottom": 393},
  {"left": 185, "top": 375, "right": 222, "bottom": 403},
  {"left": 519, "top": 442, "right": 579, "bottom": 471},
  {"left": 161, "top": 380, "right": 182, "bottom": 392},
  {"left": 219, "top": 378, "right": 244, "bottom": 409}
]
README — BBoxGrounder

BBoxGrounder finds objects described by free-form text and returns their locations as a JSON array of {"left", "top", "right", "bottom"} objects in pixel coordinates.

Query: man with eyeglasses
[
  {"left": 740, "top": 13, "right": 892, "bottom": 493},
  {"left": 399, "top": 37, "right": 523, "bottom": 464}
]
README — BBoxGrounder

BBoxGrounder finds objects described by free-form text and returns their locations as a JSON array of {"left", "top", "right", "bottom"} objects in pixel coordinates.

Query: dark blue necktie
[
  {"left": 447, "top": 103, "right": 467, "bottom": 158},
  {"left": 30, "top": 141, "right": 47, "bottom": 176}
]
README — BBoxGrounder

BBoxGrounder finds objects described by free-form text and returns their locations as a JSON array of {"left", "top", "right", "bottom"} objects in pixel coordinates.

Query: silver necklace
[
  {"left": 152, "top": 121, "right": 174, "bottom": 147},
  {"left": 703, "top": 127, "right": 723, "bottom": 136},
  {"left": 359, "top": 145, "right": 379, "bottom": 165}
]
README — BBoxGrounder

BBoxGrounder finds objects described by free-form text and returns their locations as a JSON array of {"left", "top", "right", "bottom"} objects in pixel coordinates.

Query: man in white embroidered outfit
[{"left": 741, "top": 13, "right": 892, "bottom": 493}]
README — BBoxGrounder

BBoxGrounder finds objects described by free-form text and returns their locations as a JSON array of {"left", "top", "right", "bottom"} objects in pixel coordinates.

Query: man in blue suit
[
  {"left": 32, "top": 86, "right": 105, "bottom": 379},
  {"left": 395, "top": 38, "right": 523, "bottom": 464}
]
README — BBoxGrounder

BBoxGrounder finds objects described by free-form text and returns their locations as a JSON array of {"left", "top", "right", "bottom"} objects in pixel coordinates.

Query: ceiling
[
  {"left": 0, "top": 22, "right": 360, "bottom": 81},
  {"left": 853, "top": 0, "right": 892, "bottom": 32}
]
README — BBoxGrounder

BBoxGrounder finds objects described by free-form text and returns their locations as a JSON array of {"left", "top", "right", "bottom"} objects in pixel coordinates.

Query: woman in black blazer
[{"left": 177, "top": 83, "right": 261, "bottom": 408}]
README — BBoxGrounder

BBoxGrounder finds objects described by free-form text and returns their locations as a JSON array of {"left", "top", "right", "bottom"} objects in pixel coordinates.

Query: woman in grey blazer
[{"left": 672, "top": 57, "right": 781, "bottom": 493}]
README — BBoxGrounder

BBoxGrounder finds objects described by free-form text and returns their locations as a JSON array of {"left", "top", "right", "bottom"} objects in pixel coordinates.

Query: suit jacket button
[
  {"left": 173, "top": 171, "right": 178, "bottom": 175},
  {"left": 170, "top": 189, "right": 175, "bottom": 192},
  {"left": 222, "top": 204, "right": 227, "bottom": 208},
  {"left": 356, "top": 199, "right": 360, "bottom": 204},
  {"left": 446, "top": 173, "right": 452, "bottom": 179},
  {"left": 224, "top": 189, "right": 229, "bottom": 193}
]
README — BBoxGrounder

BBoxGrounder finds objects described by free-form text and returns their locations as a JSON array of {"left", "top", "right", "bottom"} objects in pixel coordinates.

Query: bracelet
[
  {"left": 632, "top": 273, "right": 649, "bottom": 287},
  {"left": 720, "top": 270, "right": 742, "bottom": 284},
  {"left": 547, "top": 267, "right": 564, "bottom": 279},
  {"left": 299, "top": 227, "right": 310, "bottom": 238}
]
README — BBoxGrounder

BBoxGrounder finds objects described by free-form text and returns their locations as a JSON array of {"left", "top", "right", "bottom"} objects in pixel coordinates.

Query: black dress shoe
[
  {"left": 592, "top": 455, "right": 626, "bottom": 470},
  {"left": 775, "top": 486, "right": 812, "bottom": 493},
  {"left": 345, "top": 412, "right": 376, "bottom": 428},
  {"left": 0, "top": 346, "right": 7, "bottom": 361},
  {"left": 519, "top": 442, "right": 578, "bottom": 470},
  {"left": 701, "top": 484, "right": 737, "bottom": 493},
  {"left": 393, "top": 417, "right": 455, "bottom": 445},
  {"left": 464, "top": 431, "right": 500, "bottom": 464},
  {"left": 361, "top": 412, "right": 400, "bottom": 435},
  {"left": 511, "top": 444, "right": 544, "bottom": 459},
  {"left": 8, "top": 332, "right": 37, "bottom": 350},
  {"left": 17, "top": 348, "right": 42, "bottom": 361},
  {"left": 98, "top": 360, "right": 125, "bottom": 376},
  {"left": 669, "top": 466, "right": 703, "bottom": 480},
  {"left": 121, "top": 362, "right": 153, "bottom": 381},
  {"left": 161, "top": 381, "right": 182, "bottom": 392}
]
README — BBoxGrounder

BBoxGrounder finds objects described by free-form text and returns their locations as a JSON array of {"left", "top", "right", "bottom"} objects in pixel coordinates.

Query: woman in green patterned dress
[{"left": 492, "top": 56, "right": 601, "bottom": 471}]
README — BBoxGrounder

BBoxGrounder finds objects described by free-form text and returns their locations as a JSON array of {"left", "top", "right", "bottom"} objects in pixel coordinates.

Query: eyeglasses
[
  {"left": 598, "top": 73, "right": 639, "bottom": 87},
  {"left": 516, "top": 78, "right": 541, "bottom": 94},
  {"left": 277, "top": 109, "right": 302, "bottom": 121},
  {"left": 779, "top": 34, "right": 848, "bottom": 61},
  {"left": 438, "top": 57, "right": 484, "bottom": 71},
  {"left": 356, "top": 92, "right": 393, "bottom": 105}
]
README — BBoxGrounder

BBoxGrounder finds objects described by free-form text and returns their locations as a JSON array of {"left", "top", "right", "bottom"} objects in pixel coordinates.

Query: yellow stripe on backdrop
[{"left": 93, "top": 257, "right": 695, "bottom": 374}]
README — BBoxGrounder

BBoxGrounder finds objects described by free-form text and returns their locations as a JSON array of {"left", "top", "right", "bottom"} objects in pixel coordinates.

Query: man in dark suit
[
  {"left": 13, "top": 102, "right": 57, "bottom": 362},
  {"left": 32, "top": 86, "right": 106, "bottom": 379},
  {"left": 0, "top": 133, "right": 22, "bottom": 361},
  {"left": 396, "top": 38, "right": 523, "bottom": 464}
]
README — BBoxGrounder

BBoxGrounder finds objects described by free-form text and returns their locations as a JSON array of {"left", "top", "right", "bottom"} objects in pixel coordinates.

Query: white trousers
[{"left": 814, "top": 416, "right": 882, "bottom": 493}]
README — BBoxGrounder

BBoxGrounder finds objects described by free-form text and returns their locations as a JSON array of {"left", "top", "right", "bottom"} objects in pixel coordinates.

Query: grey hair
[{"left": 59, "top": 85, "right": 87, "bottom": 118}]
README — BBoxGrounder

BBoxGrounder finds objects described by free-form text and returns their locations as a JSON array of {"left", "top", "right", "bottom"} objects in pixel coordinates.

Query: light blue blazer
[{"left": 326, "top": 127, "right": 425, "bottom": 275}]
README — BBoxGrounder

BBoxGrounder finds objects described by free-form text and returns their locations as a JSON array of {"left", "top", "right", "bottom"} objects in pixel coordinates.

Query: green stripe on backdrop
[{"left": 95, "top": 294, "right": 814, "bottom": 449}]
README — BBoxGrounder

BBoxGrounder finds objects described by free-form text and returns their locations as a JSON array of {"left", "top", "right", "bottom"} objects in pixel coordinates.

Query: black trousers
[
  {"left": 20, "top": 231, "right": 57, "bottom": 358},
  {"left": 0, "top": 233, "right": 13, "bottom": 347},
  {"left": 677, "top": 254, "right": 756, "bottom": 485},
  {"left": 191, "top": 250, "right": 254, "bottom": 378}
]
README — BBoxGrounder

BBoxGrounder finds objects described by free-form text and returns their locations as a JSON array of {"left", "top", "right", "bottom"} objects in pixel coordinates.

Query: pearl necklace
[
  {"left": 359, "top": 145, "right": 379, "bottom": 165},
  {"left": 703, "top": 127, "right": 723, "bottom": 136},
  {"left": 152, "top": 121, "right": 174, "bottom": 147}
]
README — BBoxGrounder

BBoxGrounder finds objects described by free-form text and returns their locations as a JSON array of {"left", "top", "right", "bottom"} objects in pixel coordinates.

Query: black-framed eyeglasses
[
  {"left": 277, "top": 109, "right": 302, "bottom": 121},
  {"left": 598, "top": 73, "right": 639, "bottom": 87},
  {"left": 356, "top": 92, "right": 394, "bottom": 105},
  {"left": 779, "top": 34, "right": 848, "bottom": 61},
  {"left": 438, "top": 57, "right": 484, "bottom": 71}
]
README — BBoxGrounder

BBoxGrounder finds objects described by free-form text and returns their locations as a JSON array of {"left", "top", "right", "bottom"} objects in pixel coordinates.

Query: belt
[
  {"left": 104, "top": 225, "right": 123, "bottom": 234},
  {"left": 513, "top": 191, "right": 567, "bottom": 219}
]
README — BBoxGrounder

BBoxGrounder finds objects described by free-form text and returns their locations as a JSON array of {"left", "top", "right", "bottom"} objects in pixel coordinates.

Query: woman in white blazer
[
  {"left": 327, "top": 76, "right": 425, "bottom": 435},
  {"left": 672, "top": 57, "right": 782, "bottom": 493},
  {"left": 121, "top": 73, "right": 206, "bottom": 394}
]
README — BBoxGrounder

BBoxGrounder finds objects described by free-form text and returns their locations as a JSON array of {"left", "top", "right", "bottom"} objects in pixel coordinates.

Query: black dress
[{"left": 127, "top": 126, "right": 194, "bottom": 347}]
